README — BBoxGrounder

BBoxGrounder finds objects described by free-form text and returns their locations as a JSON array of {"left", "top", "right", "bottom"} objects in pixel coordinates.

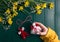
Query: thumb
[{"left": 35, "top": 22, "right": 47, "bottom": 29}]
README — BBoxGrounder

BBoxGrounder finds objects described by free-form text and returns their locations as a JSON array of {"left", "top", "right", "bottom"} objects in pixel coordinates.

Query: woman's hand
[{"left": 31, "top": 22, "right": 48, "bottom": 36}]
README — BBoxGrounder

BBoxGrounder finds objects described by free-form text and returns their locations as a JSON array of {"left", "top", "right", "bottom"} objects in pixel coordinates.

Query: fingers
[
  {"left": 33, "top": 22, "right": 48, "bottom": 35},
  {"left": 40, "top": 28, "right": 48, "bottom": 35},
  {"left": 34, "top": 22, "right": 47, "bottom": 29},
  {"left": 36, "top": 29, "right": 48, "bottom": 35}
]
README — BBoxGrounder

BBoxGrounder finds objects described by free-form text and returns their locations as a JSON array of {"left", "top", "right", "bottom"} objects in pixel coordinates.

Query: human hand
[{"left": 31, "top": 22, "right": 48, "bottom": 36}]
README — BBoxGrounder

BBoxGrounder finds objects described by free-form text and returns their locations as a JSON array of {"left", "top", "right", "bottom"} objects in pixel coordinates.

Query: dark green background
[{"left": 0, "top": 0, "right": 60, "bottom": 42}]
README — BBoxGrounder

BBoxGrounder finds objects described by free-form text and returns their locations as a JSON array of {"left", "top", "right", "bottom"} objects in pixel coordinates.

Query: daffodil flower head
[
  {"left": 13, "top": 5, "right": 18, "bottom": 11},
  {"left": 41, "top": 3, "right": 47, "bottom": 9},
  {"left": 13, "top": 2, "right": 18, "bottom": 5},
  {"left": 19, "top": 6, "right": 24, "bottom": 11},
  {"left": 0, "top": 17, "right": 3, "bottom": 22},
  {"left": 12, "top": 13, "right": 18, "bottom": 17},
  {"left": 36, "top": 10, "right": 42, "bottom": 14},
  {"left": 24, "top": 0, "right": 30, "bottom": 7},
  {"left": 5, "top": 8, "right": 10, "bottom": 14},
  {"left": 8, "top": 18, "right": 13, "bottom": 25},
  {"left": 35, "top": 4, "right": 41, "bottom": 10},
  {"left": 49, "top": 2, "right": 54, "bottom": 9}
]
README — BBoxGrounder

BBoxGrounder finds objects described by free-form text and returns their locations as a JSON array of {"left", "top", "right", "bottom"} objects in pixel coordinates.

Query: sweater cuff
[{"left": 40, "top": 27, "right": 56, "bottom": 40}]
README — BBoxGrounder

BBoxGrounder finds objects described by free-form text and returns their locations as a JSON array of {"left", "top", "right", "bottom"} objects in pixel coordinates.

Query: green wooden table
[{"left": 0, "top": 0, "right": 60, "bottom": 42}]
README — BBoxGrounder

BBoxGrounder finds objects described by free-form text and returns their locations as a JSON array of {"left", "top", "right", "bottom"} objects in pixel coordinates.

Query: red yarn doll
[
  {"left": 18, "top": 27, "right": 29, "bottom": 39},
  {"left": 31, "top": 22, "right": 42, "bottom": 34}
]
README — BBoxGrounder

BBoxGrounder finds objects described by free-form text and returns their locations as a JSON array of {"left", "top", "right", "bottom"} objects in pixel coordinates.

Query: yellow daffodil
[
  {"left": 35, "top": 4, "right": 41, "bottom": 10},
  {"left": 12, "top": 13, "right": 18, "bottom": 17},
  {"left": 41, "top": 3, "right": 47, "bottom": 9},
  {"left": 13, "top": 5, "right": 17, "bottom": 11},
  {"left": 24, "top": 0, "right": 29, "bottom": 7},
  {"left": 5, "top": 8, "right": 10, "bottom": 14},
  {"left": 13, "top": 2, "right": 18, "bottom": 11},
  {"left": 49, "top": 3, "right": 54, "bottom": 9},
  {"left": 13, "top": 2, "right": 18, "bottom": 5},
  {"left": 12, "top": 10, "right": 18, "bottom": 18},
  {"left": 8, "top": 18, "right": 13, "bottom": 25},
  {"left": 36, "top": 10, "right": 42, "bottom": 14},
  {"left": 19, "top": 6, "right": 24, "bottom": 11},
  {"left": 0, "top": 17, "right": 3, "bottom": 22}
]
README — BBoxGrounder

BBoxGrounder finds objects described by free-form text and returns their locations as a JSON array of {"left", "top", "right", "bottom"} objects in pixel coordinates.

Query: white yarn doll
[{"left": 31, "top": 22, "right": 42, "bottom": 35}]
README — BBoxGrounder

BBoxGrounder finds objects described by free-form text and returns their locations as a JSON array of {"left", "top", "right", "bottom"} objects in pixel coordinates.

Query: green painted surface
[
  {"left": 55, "top": 0, "right": 60, "bottom": 39},
  {"left": 1, "top": 0, "right": 60, "bottom": 42}
]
